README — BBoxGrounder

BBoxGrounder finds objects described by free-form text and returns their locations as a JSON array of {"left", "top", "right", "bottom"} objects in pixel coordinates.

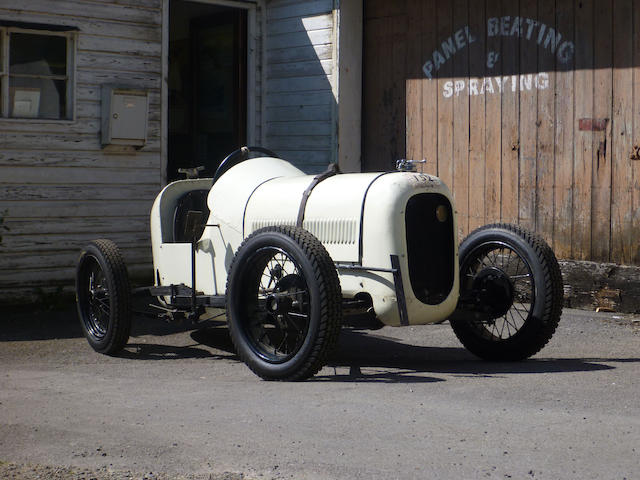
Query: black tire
[
  {"left": 450, "top": 223, "right": 563, "bottom": 360},
  {"left": 226, "top": 226, "right": 342, "bottom": 381},
  {"left": 76, "top": 239, "right": 132, "bottom": 354}
]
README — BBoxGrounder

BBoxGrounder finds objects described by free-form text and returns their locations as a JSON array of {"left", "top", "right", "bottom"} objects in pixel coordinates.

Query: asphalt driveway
[{"left": 1, "top": 306, "right": 639, "bottom": 479}]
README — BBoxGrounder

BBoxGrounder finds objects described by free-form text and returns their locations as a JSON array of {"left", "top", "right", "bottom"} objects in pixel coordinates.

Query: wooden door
[{"left": 363, "top": 0, "right": 640, "bottom": 265}]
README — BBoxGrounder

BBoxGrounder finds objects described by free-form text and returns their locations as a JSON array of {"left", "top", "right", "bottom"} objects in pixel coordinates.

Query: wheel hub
[
  {"left": 472, "top": 266, "right": 515, "bottom": 318},
  {"left": 265, "top": 294, "right": 293, "bottom": 314}
]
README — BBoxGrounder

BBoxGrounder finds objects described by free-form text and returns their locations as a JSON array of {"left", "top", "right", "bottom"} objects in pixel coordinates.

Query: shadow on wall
[
  {"left": 363, "top": 0, "right": 628, "bottom": 170},
  {"left": 364, "top": 0, "right": 640, "bottom": 167},
  {"left": 263, "top": 2, "right": 338, "bottom": 174}
]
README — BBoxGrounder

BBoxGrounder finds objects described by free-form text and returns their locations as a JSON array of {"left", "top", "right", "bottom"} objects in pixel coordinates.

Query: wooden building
[
  {"left": 1, "top": 0, "right": 638, "bottom": 306},
  {"left": 363, "top": 0, "right": 640, "bottom": 267},
  {"left": 0, "top": 0, "right": 363, "bottom": 304}
]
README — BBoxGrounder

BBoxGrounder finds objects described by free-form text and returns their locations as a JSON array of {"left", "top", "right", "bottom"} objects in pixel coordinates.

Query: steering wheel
[{"left": 212, "top": 146, "right": 279, "bottom": 186}]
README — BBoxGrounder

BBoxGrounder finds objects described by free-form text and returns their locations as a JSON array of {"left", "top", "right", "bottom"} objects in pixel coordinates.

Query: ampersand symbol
[{"left": 487, "top": 51, "right": 500, "bottom": 69}]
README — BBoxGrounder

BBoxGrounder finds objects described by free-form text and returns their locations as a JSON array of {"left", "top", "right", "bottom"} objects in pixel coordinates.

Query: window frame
[{"left": 0, "top": 26, "right": 77, "bottom": 122}]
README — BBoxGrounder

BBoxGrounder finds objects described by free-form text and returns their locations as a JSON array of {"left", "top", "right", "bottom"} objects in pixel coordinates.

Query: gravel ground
[{"left": 0, "top": 462, "right": 247, "bottom": 480}]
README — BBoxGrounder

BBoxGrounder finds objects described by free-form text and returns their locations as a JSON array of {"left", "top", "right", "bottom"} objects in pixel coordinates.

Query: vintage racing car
[{"left": 76, "top": 147, "right": 563, "bottom": 380}]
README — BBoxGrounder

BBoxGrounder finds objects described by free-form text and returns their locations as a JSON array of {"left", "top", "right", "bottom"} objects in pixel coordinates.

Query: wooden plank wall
[
  {"left": 264, "top": 0, "right": 337, "bottom": 172},
  {"left": 364, "top": 0, "right": 640, "bottom": 266},
  {"left": 0, "top": 0, "right": 163, "bottom": 303},
  {"left": 363, "top": 2, "right": 408, "bottom": 173}
]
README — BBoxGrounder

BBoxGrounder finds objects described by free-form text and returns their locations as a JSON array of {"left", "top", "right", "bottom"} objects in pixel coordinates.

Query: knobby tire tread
[
  {"left": 78, "top": 239, "right": 132, "bottom": 354},
  {"left": 227, "top": 226, "right": 342, "bottom": 381},
  {"left": 453, "top": 223, "right": 563, "bottom": 360}
]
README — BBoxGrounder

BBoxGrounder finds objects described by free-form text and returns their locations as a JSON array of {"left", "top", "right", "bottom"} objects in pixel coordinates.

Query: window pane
[
  {"left": 10, "top": 33, "right": 67, "bottom": 76},
  {"left": 10, "top": 77, "right": 66, "bottom": 119}
]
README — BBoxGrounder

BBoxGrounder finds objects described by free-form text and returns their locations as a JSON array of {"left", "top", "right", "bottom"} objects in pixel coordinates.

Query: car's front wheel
[
  {"left": 450, "top": 223, "right": 563, "bottom": 360},
  {"left": 226, "top": 226, "right": 342, "bottom": 381}
]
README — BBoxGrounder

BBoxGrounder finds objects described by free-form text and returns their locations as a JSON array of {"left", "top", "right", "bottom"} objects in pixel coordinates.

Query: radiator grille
[{"left": 405, "top": 193, "right": 455, "bottom": 305}]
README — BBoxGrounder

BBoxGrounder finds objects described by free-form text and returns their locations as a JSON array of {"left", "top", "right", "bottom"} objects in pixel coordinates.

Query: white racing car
[{"left": 76, "top": 146, "right": 563, "bottom": 380}]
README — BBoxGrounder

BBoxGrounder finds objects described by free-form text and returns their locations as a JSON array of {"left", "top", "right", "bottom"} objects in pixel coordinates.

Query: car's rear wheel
[
  {"left": 226, "top": 226, "right": 342, "bottom": 380},
  {"left": 76, "top": 239, "right": 131, "bottom": 354},
  {"left": 450, "top": 223, "right": 563, "bottom": 360}
]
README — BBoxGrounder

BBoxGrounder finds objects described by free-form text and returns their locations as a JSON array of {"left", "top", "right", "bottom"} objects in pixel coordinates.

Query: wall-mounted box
[{"left": 101, "top": 85, "right": 149, "bottom": 147}]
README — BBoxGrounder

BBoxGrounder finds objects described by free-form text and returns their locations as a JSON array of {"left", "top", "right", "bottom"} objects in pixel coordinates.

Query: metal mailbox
[{"left": 101, "top": 86, "right": 149, "bottom": 147}]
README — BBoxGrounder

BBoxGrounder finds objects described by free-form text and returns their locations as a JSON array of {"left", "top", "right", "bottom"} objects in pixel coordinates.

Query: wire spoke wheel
[
  {"left": 226, "top": 226, "right": 342, "bottom": 381},
  {"left": 79, "top": 257, "right": 111, "bottom": 340},
  {"left": 243, "top": 247, "right": 311, "bottom": 362},
  {"left": 76, "top": 239, "right": 131, "bottom": 355},
  {"left": 451, "top": 224, "right": 563, "bottom": 361},
  {"left": 461, "top": 242, "right": 534, "bottom": 341}
]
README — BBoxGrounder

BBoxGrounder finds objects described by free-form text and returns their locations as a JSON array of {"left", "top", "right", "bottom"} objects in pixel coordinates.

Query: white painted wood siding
[
  {"left": 264, "top": 0, "right": 338, "bottom": 172},
  {"left": 0, "top": 0, "right": 163, "bottom": 304},
  {"left": 0, "top": 0, "right": 327, "bottom": 305}
]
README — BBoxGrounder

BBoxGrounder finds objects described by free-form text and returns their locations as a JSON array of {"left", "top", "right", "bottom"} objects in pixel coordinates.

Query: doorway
[{"left": 168, "top": 0, "right": 247, "bottom": 181}]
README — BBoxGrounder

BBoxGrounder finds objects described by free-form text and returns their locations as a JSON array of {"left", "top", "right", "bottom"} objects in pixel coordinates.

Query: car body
[
  {"left": 76, "top": 147, "right": 563, "bottom": 381},
  {"left": 150, "top": 156, "right": 458, "bottom": 328}
]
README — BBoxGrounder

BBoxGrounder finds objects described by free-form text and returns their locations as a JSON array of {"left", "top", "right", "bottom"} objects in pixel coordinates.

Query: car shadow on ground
[
  {"left": 1, "top": 305, "right": 83, "bottom": 341},
  {"left": 189, "top": 326, "right": 629, "bottom": 383},
  {"left": 0, "top": 299, "right": 207, "bottom": 342},
  {"left": 2, "top": 306, "right": 636, "bottom": 384},
  {"left": 118, "top": 324, "right": 237, "bottom": 361},
  {"left": 308, "top": 329, "right": 623, "bottom": 383}
]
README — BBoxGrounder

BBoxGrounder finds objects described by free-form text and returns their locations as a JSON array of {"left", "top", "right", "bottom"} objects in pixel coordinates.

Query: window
[{"left": 0, "top": 27, "right": 75, "bottom": 120}]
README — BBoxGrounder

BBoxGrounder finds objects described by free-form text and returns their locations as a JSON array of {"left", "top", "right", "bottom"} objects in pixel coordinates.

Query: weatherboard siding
[
  {"left": 0, "top": 0, "right": 163, "bottom": 304},
  {"left": 0, "top": 0, "right": 332, "bottom": 305},
  {"left": 264, "top": 0, "right": 337, "bottom": 172}
]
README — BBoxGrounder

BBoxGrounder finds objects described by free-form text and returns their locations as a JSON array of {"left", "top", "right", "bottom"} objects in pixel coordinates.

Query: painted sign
[
  {"left": 443, "top": 72, "right": 549, "bottom": 98},
  {"left": 422, "top": 16, "right": 575, "bottom": 98}
]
